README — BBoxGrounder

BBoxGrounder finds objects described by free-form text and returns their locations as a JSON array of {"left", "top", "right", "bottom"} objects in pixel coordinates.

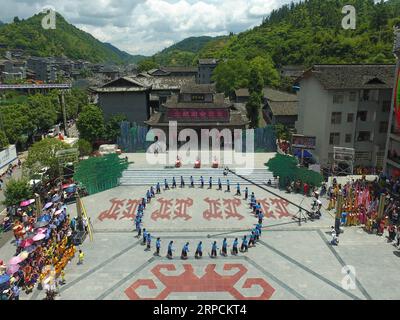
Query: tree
[
  {"left": 3, "top": 178, "right": 33, "bottom": 207},
  {"left": 24, "top": 138, "right": 71, "bottom": 179},
  {"left": 105, "top": 114, "right": 127, "bottom": 142},
  {"left": 74, "top": 139, "right": 93, "bottom": 157},
  {"left": 274, "top": 124, "right": 290, "bottom": 141},
  {"left": 65, "top": 89, "right": 88, "bottom": 120},
  {"left": 246, "top": 92, "right": 262, "bottom": 128},
  {"left": 1, "top": 104, "right": 35, "bottom": 145},
  {"left": 248, "top": 66, "right": 264, "bottom": 96},
  {"left": 76, "top": 105, "right": 106, "bottom": 144},
  {"left": 137, "top": 59, "right": 159, "bottom": 73},
  {"left": 27, "top": 93, "right": 58, "bottom": 131},
  {"left": 249, "top": 56, "right": 280, "bottom": 88},
  {"left": 212, "top": 59, "right": 250, "bottom": 97},
  {"left": 0, "top": 130, "right": 9, "bottom": 150}
]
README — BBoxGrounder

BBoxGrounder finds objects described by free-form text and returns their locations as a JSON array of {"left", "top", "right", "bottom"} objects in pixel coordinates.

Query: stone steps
[{"left": 119, "top": 168, "right": 276, "bottom": 187}]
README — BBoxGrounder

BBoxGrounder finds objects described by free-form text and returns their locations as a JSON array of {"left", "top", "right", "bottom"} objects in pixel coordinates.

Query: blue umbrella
[
  {"left": 38, "top": 214, "right": 51, "bottom": 222},
  {"left": 293, "top": 149, "right": 313, "bottom": 158},
  {"left": 0, "top": 274, "right": 10, "bottom": 285},
  {"left": 52, "top": 194, "right": 61, "bottom": 202}
]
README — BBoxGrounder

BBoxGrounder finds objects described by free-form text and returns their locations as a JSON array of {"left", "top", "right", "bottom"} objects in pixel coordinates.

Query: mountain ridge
[{"left": 0, "top": 12, "right": 139, "bottom": 64}]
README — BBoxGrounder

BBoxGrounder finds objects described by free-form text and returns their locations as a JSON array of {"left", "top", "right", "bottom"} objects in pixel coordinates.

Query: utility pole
[{"left": 60, "top": 90, "right": 68, "bottom": 138}]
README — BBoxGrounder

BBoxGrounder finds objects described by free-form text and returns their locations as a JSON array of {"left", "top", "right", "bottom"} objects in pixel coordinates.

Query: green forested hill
[
  {"left": 0, "top": 13, "right": 137, "bottom": 64},
  {"left": 199, "top": 0, "right": 400, "bottom": 66},
  {"left": 102, "top": 43, "right": 148, "bottom": 64},
  {"left": 138, "top": 0, "right": 400, "bottom": 94},
  {"left": 149, "top": 36, "right": 226, "bottom": 66}
]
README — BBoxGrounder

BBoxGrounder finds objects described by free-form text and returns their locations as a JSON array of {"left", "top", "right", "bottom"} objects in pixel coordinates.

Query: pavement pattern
[{"left": 1, "top": 159, "right": 400, "bottom": 300}]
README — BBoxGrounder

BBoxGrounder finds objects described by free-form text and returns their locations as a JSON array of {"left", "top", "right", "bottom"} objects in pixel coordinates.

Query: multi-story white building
[
  {"left": 296, "top": 64, "right": 395, "bottom": 168},
  {"left": 383, "top": 27, "right": 400, "bottom": 176}
]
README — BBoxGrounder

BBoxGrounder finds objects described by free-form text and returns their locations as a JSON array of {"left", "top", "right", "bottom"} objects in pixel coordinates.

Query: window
[
  {"left": 345, "top": 134, "right": 352, "bottom": 143},
  {"left": 331, "top": 112, "right": 342, "bottom": 124},
  {"left": 357, "top": 131, "right": 371, "bottom": 142},
  {"left": 347, "top": 113, "right": 354, "bottom": 123},
  {"left": 362, "top": 90, "right": 370, "bottom": 101},
  {"left": 382, "top": 101, "right": 391, "bottom": 113},
  {"left": 333, "top": 94, "right": 344, "bottom": 104},
  {"left": 357, "top": 111, "right": 367, "bottom": 121},
  {"left": 349, "top": 92, "right": 357, "bottom": 102},
  {"left": 379, "top": 121, "right": 388, "bottom": 133},
  {"left": 329, "top": 132, "right": 340, "bottom": 145}
]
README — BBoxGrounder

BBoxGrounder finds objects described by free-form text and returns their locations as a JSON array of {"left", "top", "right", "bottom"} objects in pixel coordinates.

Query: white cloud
[{"left": 0, "top": 0, "right": 295, "bottom": 55}]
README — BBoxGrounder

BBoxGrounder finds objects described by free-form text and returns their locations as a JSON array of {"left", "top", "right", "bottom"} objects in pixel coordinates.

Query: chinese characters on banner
[{"left": 98, "top": 197, "right": 291, "bottom": 222}]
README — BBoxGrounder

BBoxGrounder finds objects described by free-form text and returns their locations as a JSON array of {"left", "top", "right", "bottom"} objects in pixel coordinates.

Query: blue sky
[{"left": 0, "top": 0, "right": 296, "bottom": 55}]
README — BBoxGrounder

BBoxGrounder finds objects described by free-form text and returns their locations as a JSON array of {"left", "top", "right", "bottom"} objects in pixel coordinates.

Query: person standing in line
[
  {"left": 254, "top": 227, "right": 260, "bottom": 242},
  {"left": 180, "top": 176, "right": 185, "bottom": 188},
  {"left": 155, "top": 238, "right": 161, "bottom": 256},
  {"left": 142, "top": 229, "right": 148, "bottom": 245},
  {"left": 156, "top": 182, "right": 161, "bottom": 194},
  {"left": 200, "top": 176, "right": 204, "bottom": 188},
  {"left": 218, "top": 178, "right": 222, "bottom": 191},
  {"left": 190, "top": 176, "right": 194, "bottom": 188},
  {"left": 258, "top": 211, "right": 264, "bottom": 225},
  {"left": 249, "top": 232, "right": 256, "bottom": 248},
  {"left": 195, "top": 241, "right": 203, "bottom": 259},
  {"left": 240, "top": 236, "right": 248, "bottom": 253},
  {"left": 236, "top": 183, "right": 241, "bottom": 196},
  {"left": 244, "top": 187, "right": 248, "bottom": 200},
  {"left": 172, "top": 177, "right": 177, "bottom": 188},
  {"left": 232, "top": 238, "right": 239, "bottom": 255},
  {"left": 211, "top": 241, "right": 218, "bottom": 258},
  {"left": 221, "top": 238, "right": 228, "bottom": 256},
  {"left": 226, "top": 179, "right": 230, "bottom": 192},
  {"left": 181, "top": 242, "right": 189, "bottom": 260},
  {"left": 167, "top": 241, "right": 174, "bottom": 259},
  {"left": 209, "top": 177, "right": 212, "bottom": 189},
  {"left": 256, "top": 222, "right": 262, "bottom": 237},
  {"left": 145, "top": 233, "right": 152, "bottom": 251}
]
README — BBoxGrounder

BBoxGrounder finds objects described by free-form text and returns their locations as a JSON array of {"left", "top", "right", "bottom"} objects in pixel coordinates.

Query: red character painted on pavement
[
  {"left": 270, "top": 198, "right": 291, "bottom": 218},
  {"left": 173, "top": 198, "right": 193, "bottom": 221},
  {"left": 203, "top": 198, "right": 223, "bottom": 221},
  {"left": 125, "top": 263, "right": 275, "bottom": 300},
  {"left": 120, "top": 199, "right": 141, "bottom": 221},
  {"left": 98, "top": 198, "right": 125, "bottom": 221},
  {"left": 223, "top": 198, "right": 244, "bottom": 220},
  {"left": 259, "top": 199, "right": 276, "bottom": 219},
  {"left": 151, "top": 198, "right": 173, "bottom": 221}
]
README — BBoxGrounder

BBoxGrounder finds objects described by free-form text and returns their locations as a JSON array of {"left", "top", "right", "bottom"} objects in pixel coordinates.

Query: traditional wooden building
[{"left": 145, "top": 84, "right": 249, "bottom": 146}]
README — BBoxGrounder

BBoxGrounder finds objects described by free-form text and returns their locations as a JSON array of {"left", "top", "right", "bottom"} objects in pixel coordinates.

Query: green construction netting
[
  {"left": 73, "top": 154, "right": 129, "bottom": 195},
  {"left": 266, "top": 154, "right": 323, "bottom": 188}
]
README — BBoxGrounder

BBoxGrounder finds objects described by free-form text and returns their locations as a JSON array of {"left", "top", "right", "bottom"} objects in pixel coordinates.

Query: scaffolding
[
  {"left": 73, "top": 154, "right": 129, "bottom": 195},
  {"left": 56, "top": 148, "right": 79, "bottom": 182}
]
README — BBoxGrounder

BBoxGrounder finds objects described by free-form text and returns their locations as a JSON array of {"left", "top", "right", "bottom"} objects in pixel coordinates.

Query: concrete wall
[
  {"left": 296, "top": 77, "right": 330, "bottom": 164},
  {"left": 98, "top": 92, "right": 149, "bottom": 125},
  {"left": 197, "top": 65, "right": 216, "bottom": 84},
  {"left": 297, "top": 76, "right": 392, "bottom": 167}
]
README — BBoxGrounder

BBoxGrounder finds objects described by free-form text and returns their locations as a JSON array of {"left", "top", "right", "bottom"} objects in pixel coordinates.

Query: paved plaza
[{"left": 1, "top": 154, "right": 400, "bottom": 300}]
